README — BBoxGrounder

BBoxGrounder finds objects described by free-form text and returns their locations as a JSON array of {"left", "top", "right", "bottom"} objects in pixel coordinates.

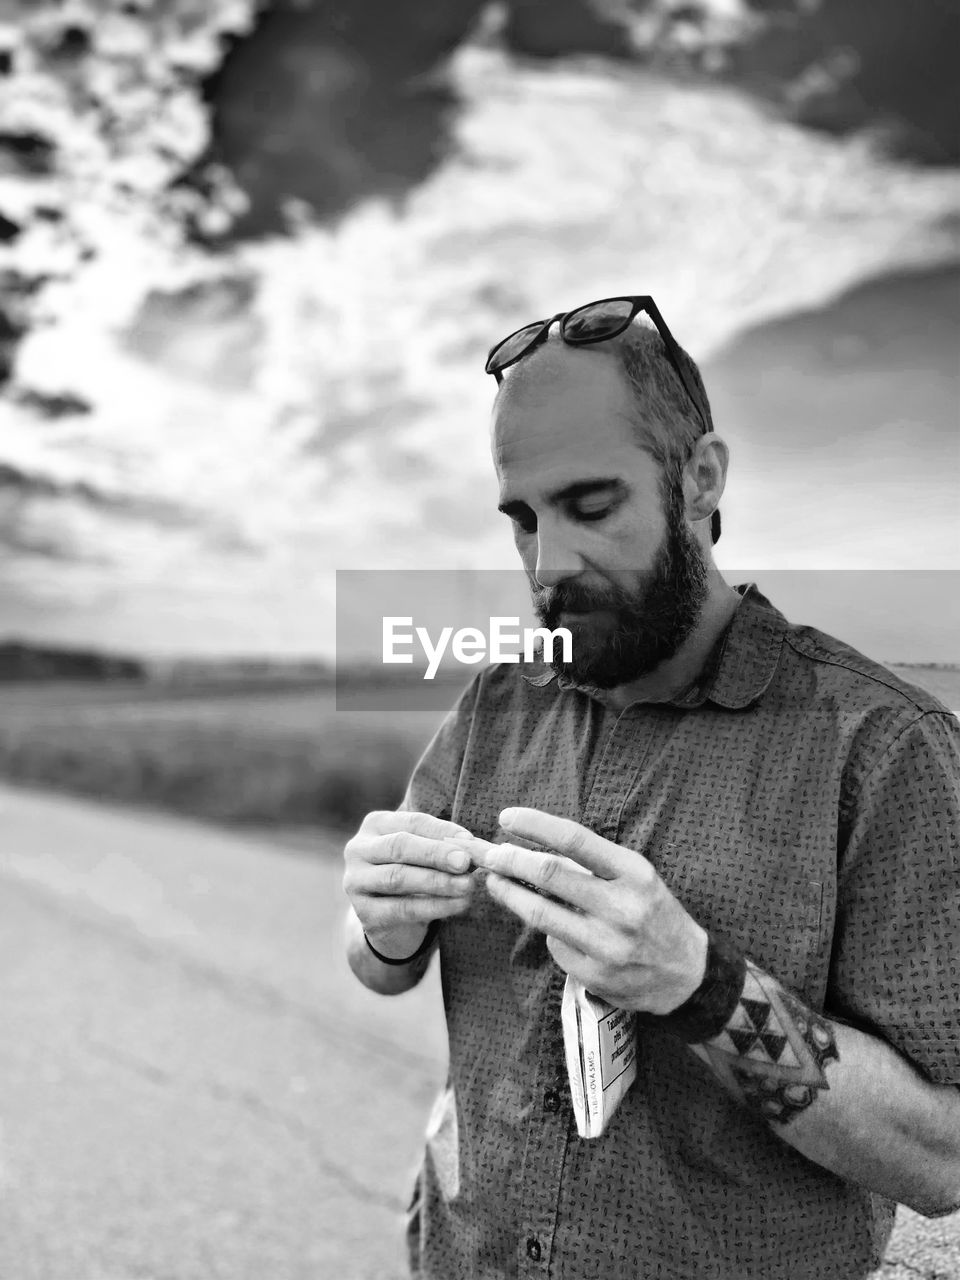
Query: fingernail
[
  {"left": 499, "top": 808, "right": 519, "bottom": 828},
  {"left": 448, "top": 850, "right": 471, "bottom": 872}
]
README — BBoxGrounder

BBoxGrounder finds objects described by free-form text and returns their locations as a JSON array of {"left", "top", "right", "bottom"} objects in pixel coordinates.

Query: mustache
[
  {"left": 533, "top": 574, "right": 683, "bottom": 618},
  {"left": 532, "top": 580, "right": 629, "bottom": 621},
  {"left": 532, "top": 573, "right": 693, "bottom": 640}
]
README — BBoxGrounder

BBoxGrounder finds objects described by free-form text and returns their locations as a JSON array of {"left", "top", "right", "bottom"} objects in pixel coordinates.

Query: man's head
[{"left": 490, "top": 321, "right": 727, "bottom": 688}]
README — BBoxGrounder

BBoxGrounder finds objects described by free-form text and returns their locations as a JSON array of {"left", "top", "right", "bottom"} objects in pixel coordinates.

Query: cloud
[{"left": 2, "top": 53, "right": 958, "bottom": 656}]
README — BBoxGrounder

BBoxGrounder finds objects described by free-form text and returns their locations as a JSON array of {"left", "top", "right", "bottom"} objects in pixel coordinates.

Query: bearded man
[{"left": 341, "top": 297, "right": 960, "bottom": 1279}]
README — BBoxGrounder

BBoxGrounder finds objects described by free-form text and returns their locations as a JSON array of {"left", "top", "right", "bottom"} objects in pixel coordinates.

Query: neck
[{"left": 602, "top": 573, "right": 742, "bottom": 714}]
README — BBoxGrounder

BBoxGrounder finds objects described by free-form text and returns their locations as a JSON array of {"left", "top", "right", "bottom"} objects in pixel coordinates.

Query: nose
[{"left": 533, "top": 520, "right": 584, "bottom": 590}]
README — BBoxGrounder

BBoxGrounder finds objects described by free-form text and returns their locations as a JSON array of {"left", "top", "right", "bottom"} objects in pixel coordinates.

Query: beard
[{"left": 531, "top": 480, "right": 709, "bottom": 689}]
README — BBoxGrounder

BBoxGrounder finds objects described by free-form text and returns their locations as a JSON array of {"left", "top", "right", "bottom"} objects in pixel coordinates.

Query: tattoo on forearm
[{"left": 692, "top": 961, "right": 840, "bottom": 1124}]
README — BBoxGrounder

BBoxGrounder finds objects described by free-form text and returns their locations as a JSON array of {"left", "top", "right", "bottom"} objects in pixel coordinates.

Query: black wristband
[
  {"left": 363, "top": 920, "right": 440, "bottom": 966},
  {"left": 635, "top": 931, "right": 747, "bottom": 1043}
]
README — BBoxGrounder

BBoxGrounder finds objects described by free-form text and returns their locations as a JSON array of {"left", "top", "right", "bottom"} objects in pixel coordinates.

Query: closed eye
[
  {"left": 499, "top": 483, "right": 623, "bottom": 533},
  {"left": 570, "top": 496, "right": 621, "bottom": 523},
  {"left": 562, "top": 480, "right": 626, "bottom": 524}
]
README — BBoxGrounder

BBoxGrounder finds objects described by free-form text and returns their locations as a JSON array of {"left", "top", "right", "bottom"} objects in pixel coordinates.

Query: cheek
[
  {"left": 578, "top": 528, "right": 634, "bottom": 574},
  {"left": 595, "top": 512, "right": 663, "bottom": 570}
]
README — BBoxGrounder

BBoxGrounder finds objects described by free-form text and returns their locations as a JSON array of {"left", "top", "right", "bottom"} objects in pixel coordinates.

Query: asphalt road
[{"left": 1, "top": 786, "right": 956, "bottom": 1279}]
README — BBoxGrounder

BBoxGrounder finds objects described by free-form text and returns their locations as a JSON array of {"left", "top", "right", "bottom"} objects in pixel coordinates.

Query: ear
[{"left": 684, "top": 433, "right": 728, "bottom": 527}]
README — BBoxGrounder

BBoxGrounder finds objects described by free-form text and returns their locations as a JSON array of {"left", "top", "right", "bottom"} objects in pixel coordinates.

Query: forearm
[
  {"left": 688, "top": 958, "right": 960, "bottom": 1216},
  {"left": 343, "top": 905, "right": 437, "bottom": 996}
]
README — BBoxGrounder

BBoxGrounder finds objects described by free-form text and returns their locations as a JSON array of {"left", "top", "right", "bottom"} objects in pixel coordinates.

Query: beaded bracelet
[
  {"left": 363, "top": 919, "right": 440, "bottom": 966},
  {"left": 635, "top": 930, "right": 747, "bottom": 1044}
]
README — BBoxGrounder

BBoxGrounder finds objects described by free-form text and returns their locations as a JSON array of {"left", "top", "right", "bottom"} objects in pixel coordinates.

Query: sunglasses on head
[{"left": 485, "top": 294, "right": 721, "bottom": 543}]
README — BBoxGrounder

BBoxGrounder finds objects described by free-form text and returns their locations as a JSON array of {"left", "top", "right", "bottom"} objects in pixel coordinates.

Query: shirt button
[
  {"left": 526, "top": 1237, "right": 542, "bottom": 1261},
  {"left": 543, "top": 1089, "right": 561, "bottom": 1113}
]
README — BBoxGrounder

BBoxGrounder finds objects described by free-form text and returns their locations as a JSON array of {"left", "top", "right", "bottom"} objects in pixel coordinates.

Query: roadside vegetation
[
  {"left": 0, "top": 665, "right": 955, "bottom": 844},
  {"left": 0, "top": 678, "right": 446, "bottom": 837}
]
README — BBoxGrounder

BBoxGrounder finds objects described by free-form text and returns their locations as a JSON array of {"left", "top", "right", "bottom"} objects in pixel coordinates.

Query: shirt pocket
[
  {"left": 761, "top": 874, "right": 824, "bottom": 995},
  {"left": 660, "top": 833, "right": 827, "bottom": 998}
]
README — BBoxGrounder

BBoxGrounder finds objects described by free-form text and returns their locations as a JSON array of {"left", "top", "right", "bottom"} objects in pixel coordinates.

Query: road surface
[{"left": 1, "top": 786, "right": 956, "bottom": 1278}]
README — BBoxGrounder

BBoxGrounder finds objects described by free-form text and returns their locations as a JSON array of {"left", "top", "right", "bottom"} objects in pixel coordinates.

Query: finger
[
  {"left": 358, "top": 862, "right": 476, "bottom": 898},
  {"left": 469, "top": 843, "right": 599, "bottom": 910},
  {"left": 365, "top": 809, "right": 476, "bottom": 843},
  {"left": 485, "top": 871, "right": 600, "bottom": 954},
  {"left": 545, "top": 933, "right": 597, "bottom": 982},
  {"left": 363, "top": 893, "right": 472, "bottom": 931},
  {"left": 498, "top": 808, "right": 626, "bottom": 879},
  {"left": 365, "top": 831, "right": 473, "bottom": 874}
]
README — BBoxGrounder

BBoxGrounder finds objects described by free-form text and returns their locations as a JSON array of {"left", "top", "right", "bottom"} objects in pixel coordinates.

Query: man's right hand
[{"left": 342, "top": 809, "right": 479, "bottom": 961}]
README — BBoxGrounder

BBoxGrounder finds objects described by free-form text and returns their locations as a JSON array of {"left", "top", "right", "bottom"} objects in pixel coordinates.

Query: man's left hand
[{"left": 464, "top": 807, "right": 709, "bottom": 1014}]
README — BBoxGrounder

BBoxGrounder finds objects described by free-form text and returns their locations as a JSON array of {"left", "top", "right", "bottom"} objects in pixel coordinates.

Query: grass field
[
  {"left": 0, "top": 677, "right": 449, "bottom": 836},
  {"left": 0, "top": 665, "right": 955, "bottom": 842}
]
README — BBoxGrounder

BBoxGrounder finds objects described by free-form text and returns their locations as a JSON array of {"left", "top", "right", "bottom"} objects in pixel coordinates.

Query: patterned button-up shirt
[{"left": 401, "top": 584, "right": 960, "bottom": 1280}]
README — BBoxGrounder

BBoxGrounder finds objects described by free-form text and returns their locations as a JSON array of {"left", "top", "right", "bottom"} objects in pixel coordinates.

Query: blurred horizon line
[{"left": 0, "top": 636, "right": 955, "bottom": 679}]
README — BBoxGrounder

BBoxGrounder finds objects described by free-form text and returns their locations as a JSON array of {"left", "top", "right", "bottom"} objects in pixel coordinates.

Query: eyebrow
[{"left": 497, "top": 478, "right": 625, "bottom": 518}]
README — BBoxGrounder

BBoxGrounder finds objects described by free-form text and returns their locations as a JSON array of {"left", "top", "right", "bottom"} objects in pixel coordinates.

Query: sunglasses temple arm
[{"left": 642, "top": 300, "right": 710, "bottom": 434}]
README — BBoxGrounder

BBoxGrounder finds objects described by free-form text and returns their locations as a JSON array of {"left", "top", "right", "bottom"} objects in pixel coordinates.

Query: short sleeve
[
  {"left": 829, "top": 711, "right": 960, "bottom": 1084},
  {"left": 399, "top": 674, "right": 483, "bottom": 821}
]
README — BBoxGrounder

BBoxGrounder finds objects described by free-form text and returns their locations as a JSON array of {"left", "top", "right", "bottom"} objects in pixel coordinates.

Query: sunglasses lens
[
  {"left": 562, "top": 299, "right": 635, "bottom": 343},
  {"left": 486, "top": 322, "right": 546, "bottom": 374}
]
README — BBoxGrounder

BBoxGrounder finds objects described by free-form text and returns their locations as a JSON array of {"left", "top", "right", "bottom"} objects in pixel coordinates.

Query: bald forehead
[
  {"left": 495, "top": 336, "right": 617, "bottom": 396},
  {"left": 491, "top": 341, "right": 637, "bottom": 442}
]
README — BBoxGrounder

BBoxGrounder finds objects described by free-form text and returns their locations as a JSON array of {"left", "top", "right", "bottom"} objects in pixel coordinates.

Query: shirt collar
[{"left": 521, "top": 582, "right": 786, "bottom": 711}]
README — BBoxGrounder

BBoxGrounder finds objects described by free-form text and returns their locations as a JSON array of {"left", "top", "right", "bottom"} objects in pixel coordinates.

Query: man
[{"left": 342, "top": 296, "right": 960, "bottom": 1279}]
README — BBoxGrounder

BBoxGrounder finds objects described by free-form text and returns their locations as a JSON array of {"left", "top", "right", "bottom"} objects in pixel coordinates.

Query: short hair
[{"left": 604, "top": 319, "right": 714, "bottom": 483}]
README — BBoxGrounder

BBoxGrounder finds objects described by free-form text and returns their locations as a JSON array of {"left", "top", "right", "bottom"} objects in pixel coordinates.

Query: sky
[{"left": 1, "top": 50, "right": 958, "bottom": 663}]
